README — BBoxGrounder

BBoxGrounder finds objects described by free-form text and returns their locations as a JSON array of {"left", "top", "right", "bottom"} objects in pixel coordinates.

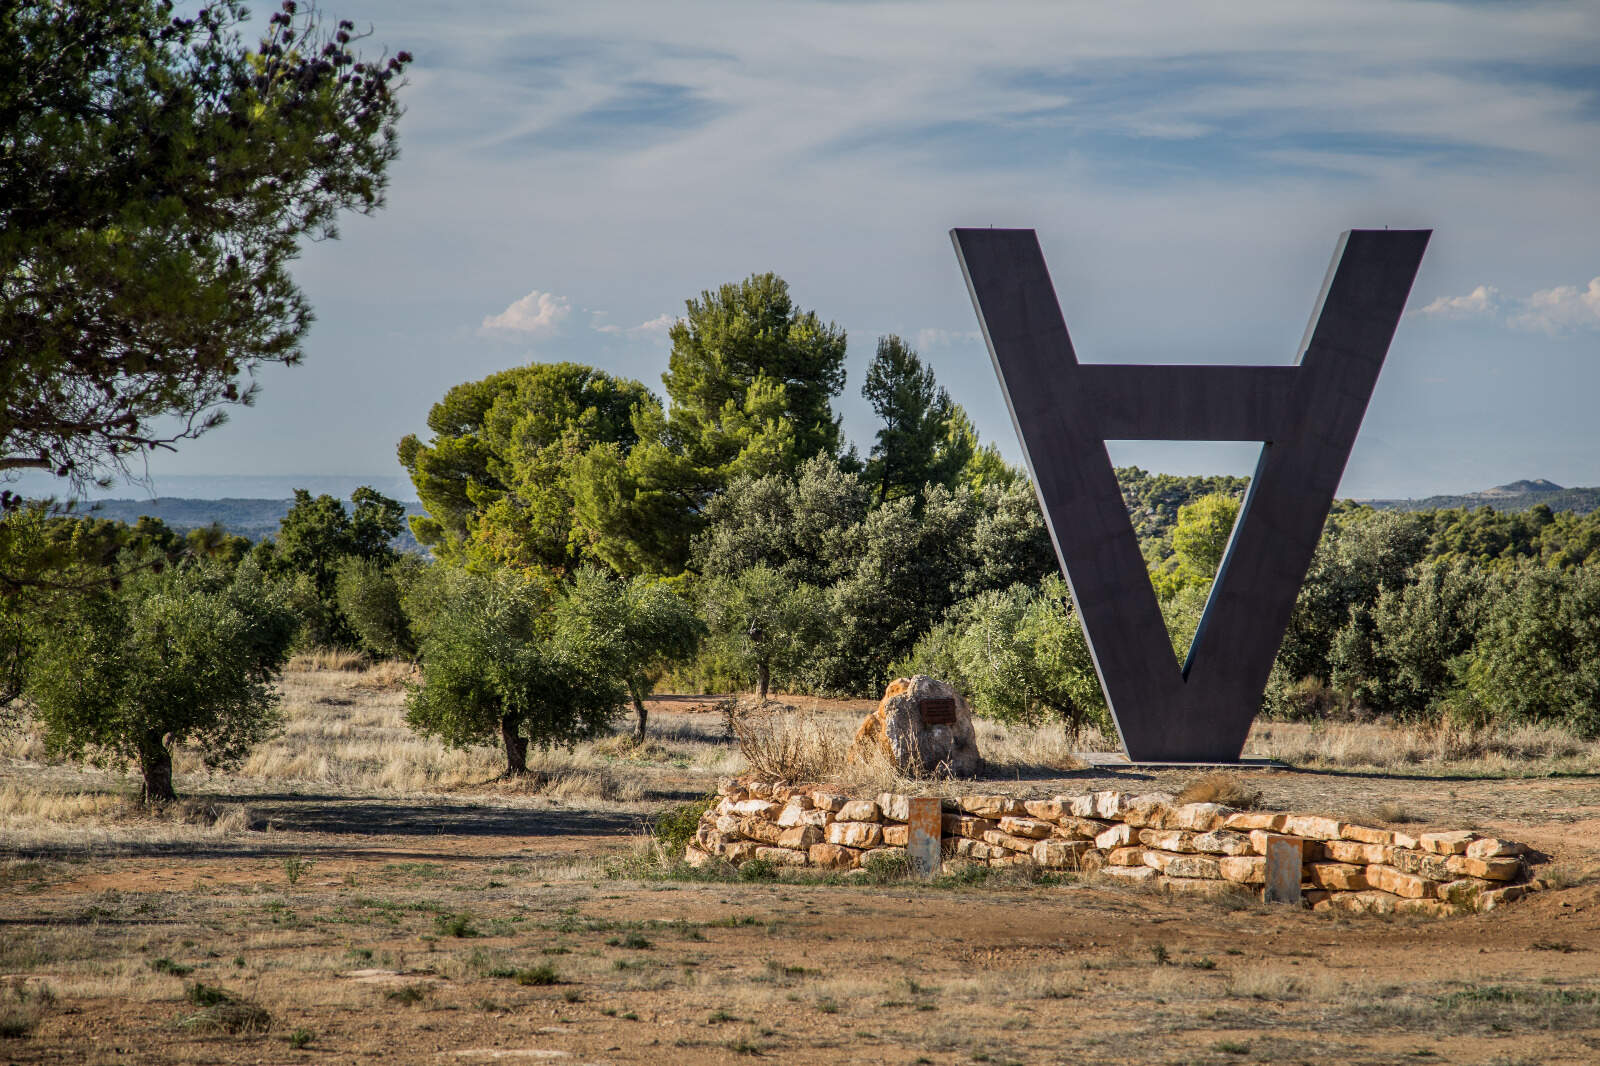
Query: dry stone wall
[{"left": 688, "top": 779, "right": 1542, "bottom": 916}]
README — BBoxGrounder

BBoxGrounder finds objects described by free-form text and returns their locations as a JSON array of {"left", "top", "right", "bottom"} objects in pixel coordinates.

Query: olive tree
[
  {"left": 24, "top": 560, "right": 298, "bottom": 802},
  {"left": 404, "top": 568, "right": 626, "bottom": 774}
]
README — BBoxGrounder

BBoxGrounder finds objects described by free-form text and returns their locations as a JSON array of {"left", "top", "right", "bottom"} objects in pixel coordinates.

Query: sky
[{"left": 32, "top": 0, "right": 1600, "bottom": 500}]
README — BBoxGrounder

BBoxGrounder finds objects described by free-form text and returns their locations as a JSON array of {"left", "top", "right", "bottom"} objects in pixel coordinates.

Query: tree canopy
[
  {"left": 0, "top": 0, "right": 410, "bottom": 500},
  {"left": 861, "top": 335, "right": 970, "bottom": 502}
]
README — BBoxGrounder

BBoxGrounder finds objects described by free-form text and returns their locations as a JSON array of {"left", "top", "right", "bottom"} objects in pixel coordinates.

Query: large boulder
[{"left": 848, "top": 675, "right": 981, "bottom": 777}]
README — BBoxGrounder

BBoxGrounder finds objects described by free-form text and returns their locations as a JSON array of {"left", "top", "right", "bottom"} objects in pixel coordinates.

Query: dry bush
[
  {"left": 343, "top": 659, "right": 418, "bottom": 691},
  {"left": 286, "top": 647, "right": 369, "bottom": 672},
  {"left": 1177, "top": 772, "right": 1262, "bottom": 809},
  {"left": 730, "top": 699, "right": 848, "bottom": 785},
  {"left": 979, "top": 720, "right": 1091, "bottom": 773}
]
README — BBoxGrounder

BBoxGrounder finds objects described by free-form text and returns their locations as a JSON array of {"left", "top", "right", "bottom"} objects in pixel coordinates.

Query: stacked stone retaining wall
[{"left": 688, "top": 779, "right": 1542, "bottom": 915}]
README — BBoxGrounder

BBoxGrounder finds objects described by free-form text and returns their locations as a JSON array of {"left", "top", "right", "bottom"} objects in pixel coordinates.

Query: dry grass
[
  {"left": 1177, "top": 772, "right": 1263, "bottom": 809},
  {"left": 286, "top": 646, "right": 370, "bottom": 672},
  {"left": 1248, "top": 718, "right": 1600, "bottom": 773},
  {"left": 730, "top": 699, "right": 848, "bottom": 784}
]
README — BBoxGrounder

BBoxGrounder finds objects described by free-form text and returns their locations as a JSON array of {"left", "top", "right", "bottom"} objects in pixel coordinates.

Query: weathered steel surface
[
  {"left": 951, "top": 227, "right": 1428, "bottom": 761},
  {"left": 906, "top": 797, "right": 943, "bottom": 880},
  {"left": 918, "top": 697, "right": 958, "bottom": 726},
  {"left": 1263, "top": 834, "right": 1305, "bottom": 905}
]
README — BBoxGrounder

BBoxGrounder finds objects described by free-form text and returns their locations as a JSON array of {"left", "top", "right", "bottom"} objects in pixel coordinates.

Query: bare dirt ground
[{"left": 4, "top": 666, "right": 1600, "bottom": 1065}]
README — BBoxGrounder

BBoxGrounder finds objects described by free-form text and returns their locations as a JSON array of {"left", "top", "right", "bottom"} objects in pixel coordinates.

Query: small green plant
[
  {"left": 1212, "top": 1040, "right": 1250, "bottom": 1055},
  {"left": 286, "top": 1028, "right": 314, "bottom": 1049},
  {"left": 149, "top": 957, "right": 193, "bottom": 976},
  {"left": 862, "top": 850, "right": 910, "bottom": 883},
  {"left": 737, "top": 858, "right": 778, "bottom": 883},
  {"left": 816, "top": 997, "right": 840, "bottom": 1014},
  {"left": 652, "top": 794, "right": 717, "bottom": 855},
  {"left": 179, "top": 984, "right": 271, "bottom": 1034},
  {"left": 1192, "top": 956, "right": 1218, "bottom": 970},
  {"left": 433, "top": 913, "right": 478, "bottom": 938},
  {"left": 384, "top": 984, "right": 429, "bottom": 1005},
  {"left": 186, "top": 982, "right": 230, "bottom": 1008},
  {"left": 513, "top": 964, "right": 560, "bottom": 987},
  {"left": 346, "top": 947, "right": 374, "bottom": 962},
  {"left": 606, "top": 933, "right": 654, "bottom": 950},
  {"left": 1150, "top": 944, "right": 1171, "bottom": 965},
  {"left": 282, "top": 855, "right": 314, "bottom": 886},
  {"left": 708, "top": 1008, "right": 736, "bottom": 1024}
]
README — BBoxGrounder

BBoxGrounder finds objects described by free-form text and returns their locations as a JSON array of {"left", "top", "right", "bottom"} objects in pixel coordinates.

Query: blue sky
[{"left": 44, "top": 0, "right": 1600, "bottom": 499}]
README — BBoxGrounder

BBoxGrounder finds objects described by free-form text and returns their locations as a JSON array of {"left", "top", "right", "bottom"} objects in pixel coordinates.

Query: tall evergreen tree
[{"left": 861, "top": 336, "right": 969, "bottom": 502}]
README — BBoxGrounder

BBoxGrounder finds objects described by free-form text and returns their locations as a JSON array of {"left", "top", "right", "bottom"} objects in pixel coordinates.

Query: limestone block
[
  {"left": 1466, "top": 837, "right": 1526, "bottom": 860},
  {"left": 1023, "top": 798, "right": 1069, "bottom": 821},
  {"left": 1389, "top": 849, "right": 1453, "bottom": 882},
  {"left": 1223, "top": 811, "right": 1287, "bottom": 832},
  {"left": 827, "top": 821, "right": 883, "bottom": 849},
  {"left": 1192, "top": 831, "right": 1254, "bottom": 856},
  {"left": 1219, "top": 856, "right": 1267, "bottom": 884},
  {"left": 1250, "top": 829, "right": 1314, "bottom": 858},
  {"left": 1305, "top": 862, "right": 1370, "bottom": 891},
  {"left": 1173, "top": 803, "right": 1231, "bottom": 831},
  {"left": 808, "top": 843, "right": 861, "bottom": 869},
  {"left": 715, "top": 797, "right": 740, "bottom": 817},
  {"left": 999, "top": 816, "right": 1055, "bottom": 839},
  {"left": 810, "top": 791, "right": 849, "bottom": 813},
  {"left": 778, "top": 825, "right": 823, "bottom": 849},
  {"left": 1056, "top": 817, "right": 1111, "bottom": 840},
  {"left": 1101, "top": 865, "right": 1160, "bottom": 884},
  {"left": 952, "top": 838, "right": 993, "bottom": 860},
  {"left": 1139, "top": 829, "right": 1197, "bottom": 853},
  {"left": 731, "top": 799, "right": 779, "bottom": 818},
  {"left": 837, "top": 800, "right": 882, "bottom": 823},
  {"left": 942, "top": 813, "right": 998, "bottom": 840},
  {"left": 1068, "top": 794, "right": 1097, "bottom": 818},
  {"left": 684, "top": 845, "right": 713, "bottom": 868},
  {"left": 1095, "top": 824, "right": 1139, "bottom": 850},
  {"left": 1323, "top": 839, "right": 1389, "bottom": 866},
  {"left": 722, "top": 841, "right": 760, "bottom": 863},
  {"left": 1394, "top": 898, "right": 1457, "bottom": 917},
  {"left": 1162, "top": 876, "right": 1256, "bottom": 900},
  {"left": 981, "top": 830, "right": 1037, "bottom": 853},
  {"left": 990, "top": 852, "right": 1036, "bottom": 869},
  {"left": 1303, "top": 889, "right": 1330, "bottom": 907},
  {"left": 1033, "top": 839, "right": 1092, "bottom": 869},
  {"left": 961, "top": 794, "right": 1025, "bottom": 818},
  {"left": 752, "top": 846, "right": 809, "bottom": 866},
  {"left": 1340, "top": 824, "right": 1396, "bottom": 846},
  {"left": 1445, "top": 855, "right": 1521, "bottom": 882},
  {"left": 1419, "top": 830, "right": 1475, "bottom": 855},
  {"left": 1365, "top": 864, "right": 1436, "bottom": 899},
  {"left": 1121, "top": 793, "right": 1178, "bottom": 828},
  {"left": 746, "top": 782, "right": 777, "bottom": 798},
  {"left": 876, "top": 793, "right": 910, "bottom": 822},
  {"left": 1108, "top": 846, "right": 1147, "bottom": 867},
  {"left": 1092, "top": 791, "right": 1130, "bottom": 819},
  {"left": 1080, "top": 849, "right": 1108, "bottom": 874},
  {"left": 1477, "top": 885, "right": 1526, "bottom": 912},
  {"left": 881, "top": 824, "right": 909, "bottom": 847},
  {"left": 715, "top": 814, "right": 743, "bottom": 837},
  {"left": 1314, "top": 890, "right": 1398, "bottom": 915},
  {"left": 717, "top": 778, "right": 744, "bottom": 798},
  {"left": 1440, "top": 879, "right": 1486, "bottom": 908},
  {"left": 738, "top": 817, "right": 787, "bottom": 846},
  {"left": 1283, "top": 814, "right": 1344, "bottom": 841},
  {"left": 775, "top": 803, "right": 807, "bottom": 828},
  {"left": 1143, "top": 851, "right": 1221, "bottom": 880},
  {"left": 1391, "top": 831, "right": 1420, "bottom": 850}
]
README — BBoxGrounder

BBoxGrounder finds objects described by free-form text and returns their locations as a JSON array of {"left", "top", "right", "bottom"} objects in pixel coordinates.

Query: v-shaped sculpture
[{"left": 951, "top": 228, "right": 1430, "bottom": 762}]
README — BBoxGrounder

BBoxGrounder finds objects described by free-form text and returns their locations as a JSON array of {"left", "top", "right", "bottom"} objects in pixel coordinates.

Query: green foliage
[
  {"left": 1450, "top": 567, "right": 1600, "bottom": 734},
  {"left": 1420, "top": 503, "right": 1600, "bottom": 569},
  {"left": 861, "top": 335, "right": 970, "bottom": 503},
  {"left": 700, "top": 566, "right": 831, "bottom": 699},
  {"left": 901, "top": 577, "right": 1106, "bottom": 732},
  {"left": 1116, "top": 467, "right": 1252, "bottom": 560},
  {"left": 263, "top": 486, "right": 405, "bottom": 647},
  {"left": 652, "top": 794, "right": 717, "bottom": 855},
  {"left": 397, "top": 363, "right": 654, "bottom": 571},
  {"left": 570, "top": 274, "right": 847, "bottom": 575},
  {"left": 694, "top": 455, "right": 870, "bottom": 588},
  {"left": 335, "top": 555, "right": 419, "bottom": 658},
  {"left": 404, "top": 568, "right": 626, "bottom": 773},
  {"left": 23, "top": 559, "right": 297, "bottom": 801},
  {"left": 1, "top": 0, "right": 410, "bottom": 492}
]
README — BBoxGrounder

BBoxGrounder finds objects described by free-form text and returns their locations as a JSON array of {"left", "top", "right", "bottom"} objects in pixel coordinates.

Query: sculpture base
[{"left": 1075, "top": 752, "right": 1288, "bottom": 771}]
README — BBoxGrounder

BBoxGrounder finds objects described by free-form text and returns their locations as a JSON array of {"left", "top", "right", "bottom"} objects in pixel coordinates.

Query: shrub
[
  {"left": 335, "top": 556, "right": 419, "bottom": 659},
  {"left": 652, "top": 795, "right": 717, "bottom": 855},
  {"left": 730, "top": 700, "right": 846, "bottom": 783}
]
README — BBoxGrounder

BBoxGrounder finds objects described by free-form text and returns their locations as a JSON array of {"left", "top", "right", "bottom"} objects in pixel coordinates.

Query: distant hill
[
  {"left": 1362, "top": 479, "right": 1600, "bottom": 515},
  {"left": 75, "top": 497, "right": 428, "bottom": 553}
]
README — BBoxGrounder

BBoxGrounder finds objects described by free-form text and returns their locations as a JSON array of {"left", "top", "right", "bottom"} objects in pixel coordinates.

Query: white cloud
[
  {"left": 914, "top": 328, "right": 983, "bottom": 350},
  {"left": 1417, "top": 279, "right": 1600, "bottom": 333},
  {"left": 1508, "top": 277, "right": 1600, "bottom": 334},
  {"left": 1416, "top": 285, "right": 1501, "bottom": 318},
  {"left": 591, "top": 311, "right": 677, "bottom": 337},
  {"left": 480, "top": 290, "right": 570, "bottom": 336}
]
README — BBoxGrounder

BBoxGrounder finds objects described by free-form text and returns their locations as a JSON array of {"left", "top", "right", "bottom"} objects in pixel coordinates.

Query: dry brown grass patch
[
  {"left": 286, "top": 647, "right": 369, "bottom": 672},
  {"left": 1177, "top": 772, "right": 1262, "bottom": 809},
  {"left": 731, "top": 700, "right": 848, "bottom": 784}
]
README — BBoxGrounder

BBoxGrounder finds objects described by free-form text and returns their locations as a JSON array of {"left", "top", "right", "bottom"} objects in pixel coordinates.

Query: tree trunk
[
  {"left": 500, "top": 714, "right": 528, "bottom": 776},
  {"left": 757, "top": 661, "right": 770, "bottom": 702},
  {"left": 629, "top": 681, "right": 648, "bottom": 740},
  {"left": 138, "top": 730, "right": 176, "bottom": 804}
]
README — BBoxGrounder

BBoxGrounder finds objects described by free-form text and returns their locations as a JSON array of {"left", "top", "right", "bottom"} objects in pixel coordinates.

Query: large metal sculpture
[{"left": 952, "top": 228, "right": 1429, "bottom": 762}]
